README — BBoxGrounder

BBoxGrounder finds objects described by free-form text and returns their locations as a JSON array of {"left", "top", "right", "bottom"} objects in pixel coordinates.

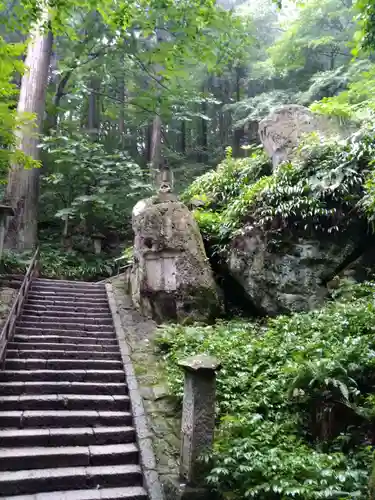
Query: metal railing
[{"left": 0, "top": 247, "right": 40, "bottom": 365}]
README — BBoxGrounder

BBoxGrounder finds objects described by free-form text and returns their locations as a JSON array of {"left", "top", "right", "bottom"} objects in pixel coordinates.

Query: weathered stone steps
[
  {"left": 0, "top": 394, "right": 130, "bottom": 411},
  {"left": 0, "top": 443, "right": 139, "bottom": 471},
  {"left": 0, "top": 410, "right": 133, "bottom": 428},
  {"left": 7, "top": 349, "right": 121, "bottom": 360},
  {"left": 17, "top": 323, "right": 114, "bottom": 333},
  {"left": 0, "top": 464, "right": 143, "bottom": 496},
  {"left": 15, "top": 328, "right": 115, "bottom": 337},
  {"left": 23, "top": 304, "right": 110, "bottom": 314},
  {"left": 0, "top": 426, "right": 135, "bottom": 447},
  {"left": 0, "top": 370, "right": 126, "bottom": 382},
  {"left": 0, "top": 382, "right": 127, "bottom": 395},
  {"left": 0, "top": 278, "right": 147, "bottom": 499},
  {"left": 5, "top": 358, "right": 123, "bottom": 370},
  {"left": 26, "top": 296, "right": 109, "bottom": 305},
  {"left": 8, "top": 342, "right": 118, "bottom": 352},
  {"left": 2, "top": 485, "right": 147, "bottom": 500},
  {"left": 26, "top": 298, "right": 110, "bottom": 308},
  {"left": 21, "top": 309, "right": 111, "bottom": 318},
  {"left": 12, "top": 334, "right": 118, "bottom": 345}
]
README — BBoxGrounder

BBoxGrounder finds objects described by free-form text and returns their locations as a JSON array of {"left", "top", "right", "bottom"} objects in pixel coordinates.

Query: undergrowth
[
  {"left": 1, "top": 246, "right": 116, "bottom": 281},
  {"left": 156, "top": 281, "right": 375, "bottom": 499},
  {"left": 183, "top": 127, "right": 375, "bottom": 254}
]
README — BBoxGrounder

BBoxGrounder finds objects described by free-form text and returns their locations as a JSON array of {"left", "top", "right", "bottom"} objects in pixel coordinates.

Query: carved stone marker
[
  {"left": 178, "top": 354, "right": 221, "bottom": 486},
  {"left": 129, "top": 194, "right": 221, "bottom": 323}
]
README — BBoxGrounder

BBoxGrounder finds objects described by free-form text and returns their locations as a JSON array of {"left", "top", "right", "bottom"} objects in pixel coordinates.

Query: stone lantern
[
  {"left": 0, "top": 204, "right": 15, "bottom": 260},
  {"left": 92, "top": 232, "right": 105, "bottom": 255}
]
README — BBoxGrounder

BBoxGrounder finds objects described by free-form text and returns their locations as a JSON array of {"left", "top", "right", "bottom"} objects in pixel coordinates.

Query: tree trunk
[
  {"left": 118, "top": 73, "right": 126, "bottom": 148},
  {"left": 150, "top": 114, "right": 162, "bottom": 187},
  {"left": 181, "top": 120, "right": 186, "bottom": 154},
  {"left": 5, "top": 5, "right": 53, "bottom": 252},
  {"left": 88, "top": 75, "right": 100, "bottom": 139}
]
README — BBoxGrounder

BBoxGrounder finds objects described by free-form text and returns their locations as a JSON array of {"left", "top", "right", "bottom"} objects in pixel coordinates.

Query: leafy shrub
[
  {"left": 0, "top": 250, "right": 33, "bottom": 274},
  {"left": 38, "top": 245, "right": 115, "bottom": 281},
  {"left": 184, "top": 126, "right": 375, "bottom": 246},
  {"left": 156, "top": 282, "right": 375, "bottom": 499}
]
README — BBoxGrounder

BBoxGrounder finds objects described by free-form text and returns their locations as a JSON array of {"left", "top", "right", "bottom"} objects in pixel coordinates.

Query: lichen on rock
[{"left": 129, "top": 193, "right": 221, "bottom": 323}]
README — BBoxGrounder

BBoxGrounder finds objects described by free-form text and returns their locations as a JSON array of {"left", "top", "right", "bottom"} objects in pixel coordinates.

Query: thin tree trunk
[
  {"left": 181, "top": 121, "right": 186, "bottom": 154},
  {"left": 5, "top": 4, "right": 53, "bottom": 252},
  {"left": 118, "top": 72, "right": 126, "bottom": 148},
  {"left": 88, "top": 75, "right": 100, "bottom": 139},
  {"left": 150, "top": 114, "right": 162, "bottom": 187}
]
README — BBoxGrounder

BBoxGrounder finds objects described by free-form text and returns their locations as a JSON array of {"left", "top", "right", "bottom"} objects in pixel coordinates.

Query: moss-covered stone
[{"left": 129, "top": 196, "right": 222, "bottom": 323}]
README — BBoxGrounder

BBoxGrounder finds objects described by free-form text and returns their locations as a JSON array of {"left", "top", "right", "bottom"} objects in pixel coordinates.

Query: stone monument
[{"left": 128, "top": 163, "right": 221, "bottom": 323}]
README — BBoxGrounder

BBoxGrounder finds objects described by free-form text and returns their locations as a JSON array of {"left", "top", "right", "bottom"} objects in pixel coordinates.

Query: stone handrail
[{"left": 0, "top": 247, "right": 40, "bottom": 365}]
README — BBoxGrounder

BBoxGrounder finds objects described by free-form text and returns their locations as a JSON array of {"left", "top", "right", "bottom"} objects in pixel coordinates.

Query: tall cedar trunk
[
  {"left": 88, "top": 75, "right": 100, "bottom": 139},
  {"left": 5, "top": 8, "right": 53, "bottom": 252},
  {"left": 181, "top": 121, "right": 186, "bottom": 154},
  {"left": 118, "top": 69, "right": 126, "bottom": 148},
  {"left": 145, "top": 123, "right": 152, "bottom": 163},
  {"left": 150, "top": 115, "right": 162, "bottom": 187}
]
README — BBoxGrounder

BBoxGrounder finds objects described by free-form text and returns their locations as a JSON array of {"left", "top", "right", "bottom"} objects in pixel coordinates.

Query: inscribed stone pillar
[{"left": 178, "top": 354, "right": 221, "bottom": 486}]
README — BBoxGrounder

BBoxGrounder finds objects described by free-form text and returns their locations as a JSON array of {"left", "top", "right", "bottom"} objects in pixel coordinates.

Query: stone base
[{"left": 162, "top": 476, "right": 217, "bottom": 500}]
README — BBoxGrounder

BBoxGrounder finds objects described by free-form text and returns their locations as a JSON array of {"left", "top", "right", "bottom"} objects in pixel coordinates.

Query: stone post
[
  {"left": 0, "top": 205, "right": 14, "bottom": 261},
  {"left": 178, "top": 354, "right": 221, "bottom": 487}
]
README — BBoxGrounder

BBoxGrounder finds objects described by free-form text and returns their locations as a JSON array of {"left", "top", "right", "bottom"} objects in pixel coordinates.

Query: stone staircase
[{"left": 0, "top": 278, "right": 148, "bottom": 499}]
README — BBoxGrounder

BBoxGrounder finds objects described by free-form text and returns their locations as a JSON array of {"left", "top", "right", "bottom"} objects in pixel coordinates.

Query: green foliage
[
  {"left": 38, "top": 245, "right": 115, "bottom": 281},
  {"left": 0, "top": 250, "right": 33, "bottom": 274},
  {"left": 311, "top": 62, "right": 375, "bottom": 121},
  {"left": 0, "top": 246, "right": 115, "bottom": 280},
  {"left": 184, "top": 126, "right": 375, "bottom": 248},
  {"left": 269, "top": 0, "right": 354, "bottom": 74},
  {"left": 156, "top": 281, "right": 375, "bottom": 499},
  {"left": 40, "top": 131, "right": 152, "bottom": 236},
  {"left": 0, "top": 35, "right": 41, "bottom": 182}
]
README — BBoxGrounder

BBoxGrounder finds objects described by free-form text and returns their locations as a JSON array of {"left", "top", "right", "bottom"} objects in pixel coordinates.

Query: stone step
[
  {"left": 0, "top": 443, "right": 139, "bottom": 471},
  {"left": 30, "top": 281, "right": 106, "bottom": 294},
  {"left": 23, "top": 304, "right": 110, "bottom": 314},
  {"left": 4, "top": 359, "right": 123, "bottom": 371},
  {"left": 0, "top": 394, "right": 130, "bottom": 411},
  {"left": 0, "top": 370, "right": 126, "bottom": 383},
  {"left": 34, "top": 278, "right": 104, "bottom": 287},
  {"left": 15, "top": 327, "right": 115, "bottom": 338},
  {"left": 0, "top": 464, "right": 142, "bottom": 496},
  {"left": 0, "top": 426, "right": 135, "bottom": 447},
  {"left": 31, "top": 284, "right": 105, "bottom": 293},
  {"left": 19, "top": 315, "right": 113, "bottom": 326},
  {"left": 0, "top": 410, "right": 132, "bottom": 428},
  {"left": 0, "top": 381, "right": 127, "bottom": 396},
  {"left": 26, "top": 295, "right": 109, "bottom": 305},
  {"left": 5, "top": 485, "right": 148, "bottom": 500},
  {"left": 26, "top": 298, "right": 109, "bottom": 308},
  {"left": 21, "top": 309, "right": 112, "bottom": 319},
  {"left": 17, "top": 323, "right": 115, "bottom": 333},
  {"left": 13, "top": 334, "right": 117, "bottom": 345},
  {"left": 7, "top": 349, "right": 121, "bottom": 360},
  {"left": 8, "top": 342, "right": 118, "bottom": 352},
  {"left": 27, "top": 290, "right": 107, "bottom": 299}
]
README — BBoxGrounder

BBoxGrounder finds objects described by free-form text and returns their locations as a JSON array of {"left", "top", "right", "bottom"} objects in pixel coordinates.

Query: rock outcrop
[
  {"left": 228, "top": 227, "right": 369, "bottom": 316},
  {"left": 129, "top": 193, "right": 220, "bottom": 323},
  {"left": 259, "top": 104, "right": 324, "bottom": 169}
]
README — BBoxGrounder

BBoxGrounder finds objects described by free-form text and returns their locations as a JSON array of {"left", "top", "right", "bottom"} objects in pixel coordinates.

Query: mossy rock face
[
  {"left": 130, "top": 197, "right": 222, "bottom": 323},
  {"left": 228, "top": 226, "right": 366, "bottom": 316}
]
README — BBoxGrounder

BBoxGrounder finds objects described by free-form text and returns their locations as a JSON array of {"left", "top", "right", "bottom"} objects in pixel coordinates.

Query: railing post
[{"left": 178, "top": 354, "right": 221, "bottom": 487}]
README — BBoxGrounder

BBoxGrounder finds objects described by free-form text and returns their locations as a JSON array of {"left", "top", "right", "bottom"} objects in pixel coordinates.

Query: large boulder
[
  {"left": 228, "top": 227, "right": 364, "bottom": 316},
  {"left": 259, "top": 105, "right": 324, "bottom": 169},
  {"left": 129, "top": 193, "right": 221, "bottom": 323}
]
